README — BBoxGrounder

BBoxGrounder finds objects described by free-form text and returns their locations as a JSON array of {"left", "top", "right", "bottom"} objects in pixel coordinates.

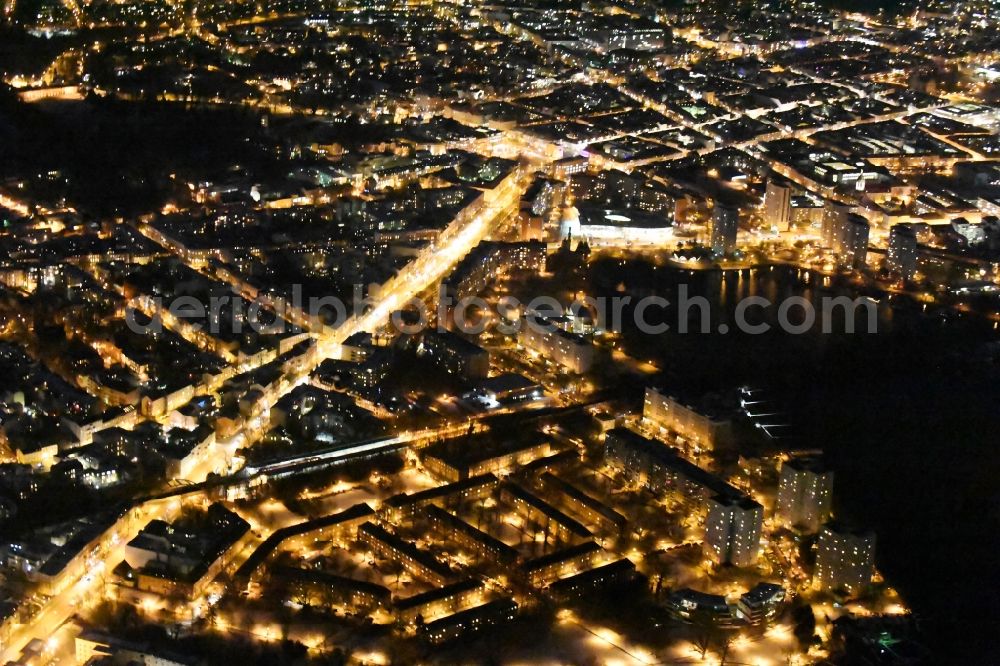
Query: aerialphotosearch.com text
[{"left": 125, "top": 284, "right": 879, "bottom": 338}]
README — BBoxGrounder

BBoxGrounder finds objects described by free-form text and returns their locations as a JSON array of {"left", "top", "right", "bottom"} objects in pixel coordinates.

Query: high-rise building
[
  {"left": 840, "top": 214, "right": 870, "bottom": 268},
  {"left": 705, "top": 494, "right": 763, "bottom": 567},
  {"left": 821, "top": 202, "right": 850, "bottom": 248},
  {"left": 711, "top": 203, "right": 739, "bottom": 255},
  {"left": 887, "top": 224, "right": 918, "bottom": 280},
  {"left": 763, "top": 181, "right": 792, "bottom": 231},
  {"left": 775, "top": 457, "right": 833, "bottom": 532},
  {"left": 815, "top": 523, "right": 875, "bottom": 593},
  {"left": 823, "top": 205, "right": 869, "bottom": 268}
]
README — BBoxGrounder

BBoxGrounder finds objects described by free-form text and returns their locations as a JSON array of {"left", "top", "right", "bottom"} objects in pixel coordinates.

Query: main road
[{"left": 321, "top": 175, "right": 525, "bottom": 351}]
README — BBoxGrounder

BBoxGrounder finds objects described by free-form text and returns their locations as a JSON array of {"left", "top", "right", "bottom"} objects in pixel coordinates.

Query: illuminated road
[
  {"left": 321, "top": 176, "right": 525, "bottom": 351},
  {"left": 0, "top": 191, "right": 34, "bottom": 217}
]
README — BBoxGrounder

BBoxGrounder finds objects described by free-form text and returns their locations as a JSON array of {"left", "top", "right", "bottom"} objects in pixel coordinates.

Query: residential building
[
  {"left": 274, "top": 567, "right": 391, "bottom": 612},
  {"left": 711, "top": 202, "right": 739, "bottom": 255},
  {"left": 603, "top": 428, "right": 740, "bottom": 500},
  {"left": 425, "top": 505, "right": 520, "bottom": 566},
  {"left": 521, "top": 541, "right": 603, "bottom": 587},
  {"left": 423, "top": 438, "right": 552, "bottom": 483},
  {"left": 643, "top": 387, "right": 733, "bottom": 449},
  {"left": 763, "top": 180, "right": 792, "bottom": 230},
  {"left": 420, "top": 598, "right": 518, "bottom": 644},
  {"left": 394, "top": 579, "right": 486, "bottom": 624},
  {"left": 500, "top": 483, "right": 591, "bottom": 544},
  {"left": 553, "top": 156, "right": 588, "bottom": 180},
  {"left": 234, "top": 503, "right": 375, "bottom": 589},
  {"left": 418, "top": 330, "right": 490, "bottom": 380},
  {"left": 119, "top": 504, "right": 252, "bottom": 599},
  {"left": 358, "top": 522, "right": 454, "bottom": 587},
  {"left": 160, "top": 425, "right": 216, "bottom": 480},
  {"left": 519, "top": 313, "right": 594, "bottom": 373},
  {"left": 545, "top": 559, "right": 636, "bottom": 600},
  {"left": 815, "top": 523, "right": 876, "bottom": 593},
  {"left": 441, "top": 241, "right": 547, "bottom": 304},
  {"left": 540, "top": 472, "right": 627, "bottom": 536},
  {"left": 383, "top": 474, "right": 499, "bottom": 521},
  {"left": 776, "top": 457, "right": 833, "bottom": 532},
  {"left": 704, "top": 494, "right": 763, "bottom": 567},
  {"left": 840, "top": 213, "right": 871, "bottom": 268},
  {"left": 887, "top": 224, "right": 918, "bottom": 279},
  {"left": 822, "top": 202, "right": 851, "bottom": 248},
  {"left": 823, "top": 205, "right": 869, "bottom": 268}
]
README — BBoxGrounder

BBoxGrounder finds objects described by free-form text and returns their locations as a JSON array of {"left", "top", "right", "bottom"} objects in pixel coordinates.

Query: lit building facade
[
  {"left": 442, "top": 240, "right": 547, "bottom": 303},
  {"left": 711, "top": 203, "right": 739, "bottom": 255},
  {"left": 815, "top": 523, "right": 876, "bottom": 593},
  {"left": 823, "top": 205, "right": 870, "bottom": 268},
  {"left": 559, "top": 205, "right": 673, "bottom": 246},
  {"left": 704, "top": 494, "right": 763, "bottom": 568},
  {"left": 418, "top": 330, "right": 490, "bottom": 380},
  {"left": 887, "top": 224, "right": 918, "bottom": 280},
  {"left": 737, "top": 582, "right": 786, "bottom": 625},
  {"left": 775, "top": 457, "right": 833, "bottom": 533},
  {"left": 763, "top": 180, "right": 792, "bottom": 230},
  {"left": 643, "top": 386, "right": 733, "bottom": 449},
  {"left": 519, "top": 313, "right": 594, "bottom": 374}
]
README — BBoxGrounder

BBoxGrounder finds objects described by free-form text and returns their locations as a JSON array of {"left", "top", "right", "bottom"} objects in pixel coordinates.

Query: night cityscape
[{"left": 0, "top": 0, "right": 998, "bottom": 663}]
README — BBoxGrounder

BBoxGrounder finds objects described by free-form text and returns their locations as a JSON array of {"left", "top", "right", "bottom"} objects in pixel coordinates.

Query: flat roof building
[
  {"left": 643, "top": 386, "right": 733, "bottom": 449},
  {"left": 519, "top": 313, "right": 594, "bottom": 374},
  {"left": 815, "top": 523, "right": 875, "bottom": 594},
  {"left": 603, "top": 428, "right": 740, "bottom": 500},
  {"left": 665, "top": 588, "right": 733, "bottom": 624},
  {"left": 823, "top": 206, "right": 870, "bottom": 269},
  {"left": 776, "top": 457, "right": 833, "bottom": 533},
  {"left": 711, "top": 202, "right": 739, "bottom": 255},
  {"left": 887, "top": 224, "right": 918, "bottom": 280},
  {"left": 418, "top": 330, "right": 490, "bottom": 380},
  {"left": 763, "top": 180, "right": 792, "bottom": 231},
  {"left": 737, "top": 582, "right": 786, "bottom": 626},
  {"left": 704, "top": 494, "right": 763, "bottom": 568}
]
